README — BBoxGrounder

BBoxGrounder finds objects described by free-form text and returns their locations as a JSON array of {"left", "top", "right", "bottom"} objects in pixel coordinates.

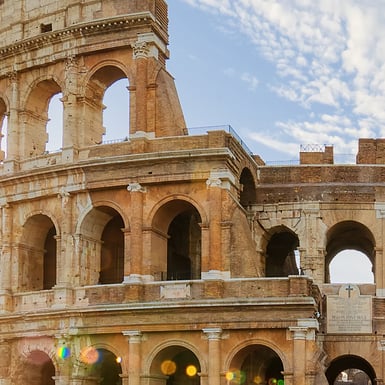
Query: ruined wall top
[{"left": 0, "top": 0, "right": 168, "bottom": 49}]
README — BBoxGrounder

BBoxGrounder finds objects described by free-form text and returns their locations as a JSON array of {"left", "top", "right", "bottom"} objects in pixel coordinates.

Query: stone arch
[
  {"left": 17, "top": 349, "right": 55, "bottom": 385},
  {"left": 264, "top": 225, "right": 300, "bottom": 277},
  {"left": 21, "top": 77, "right": 62, "bottom": 158},
  {"left": 77, "top": 204, "right": 126, "bottom": 285},
  {"left": 226, "top": 342, "right": 286, "bottom": 385},
  {"left": 325, "top": 220, "right": 375, "bottom": 283},
  {"left": 0, "top": 96, "right": 8, "bottom": 159},
  {"left": 81, "top": 63, "right": 130, "bottom": 146},
  {"left": 150, "top": 197, "right": 203, "bottom": 281},
  {"left": 239, "top": 167, "right": 257, "bottom": 208},
  {"left": 18, "top": 213, "right": 58, "bottom": 291},
  {"left": 325, "top": 355, "right": 376, "bottom": 384},
  {"left": 147, "top": 343, "right": 202, "bottom": 385},
  {"left": 80, "top": 347, "right": 123, "bottom": 385}
]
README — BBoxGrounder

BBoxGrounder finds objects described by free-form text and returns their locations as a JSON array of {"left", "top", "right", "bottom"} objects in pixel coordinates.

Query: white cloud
[{"left": 180, "top": 0, "right": 385, "bottom": 158}]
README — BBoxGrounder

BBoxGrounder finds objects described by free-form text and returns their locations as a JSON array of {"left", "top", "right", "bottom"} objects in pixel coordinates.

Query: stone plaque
[
  {"left": 327, "top": 284, "right": 372, "bottom": 334},
  {"left": 160, "top": 283, "right": 191, "bottom": 299}
]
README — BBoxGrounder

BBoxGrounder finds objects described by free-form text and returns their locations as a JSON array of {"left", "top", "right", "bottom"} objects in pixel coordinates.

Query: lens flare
[
  {"left": 116, "top": 356, "right": 122, "bottom": 364},
  {"left": 225, "top": 370, "right": 246, "bottom": 384},
  {"left": 253, "top": 375, "right": 262, "bottom": 384},
  {"left": 186, "top": 364, "right": 197, "bottom": 377},
  {"left": 161, "top": 360, "right": 177, "bottom": 375},
  {"left": 277, "top": 380, "right": 285, "bottom": 385},
  {"left": 80, "top": 346, "right": 100, "bottom": 365},
  {"left": 268, "top": 378, "right": 278, "bottom": 385},
  {"left": 57, "top": 346, "right": 71, "bottom": 360}
]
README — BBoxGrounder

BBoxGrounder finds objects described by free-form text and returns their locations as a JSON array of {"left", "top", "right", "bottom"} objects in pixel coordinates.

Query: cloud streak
[{"left": 180, "top": 0, "right": 385, "bottom": 159}]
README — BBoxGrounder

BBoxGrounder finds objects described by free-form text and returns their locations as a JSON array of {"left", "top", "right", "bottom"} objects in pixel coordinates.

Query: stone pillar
[
  {"left": 0, "top": 205, "right": 13, "bottom": 313},
  {"left": 125, "top": 183, "right": 145, "bottom": 283},
  {"left": 62, "top": 55, "right": 80, "bottom": 162},
  {"left": 0, "top": 340, "right": 11, "bottom": 385},
  {"left": 205, "top": 177, "right": 222, "bottom": 277},
  {"left": 132, "top": 41, "right": 149, "bottom": 135},
  {"left": 203, "top": 328, "right": 222, "bottom": 385},
  {"left": 289, "top": 327, "right": 307, "bottom": 385},
  {"left": 123, "top": 330, "right": 142, "bottom": 385},
  {"left": 5, "top": 70, "right": 20, "bottom": 171}
]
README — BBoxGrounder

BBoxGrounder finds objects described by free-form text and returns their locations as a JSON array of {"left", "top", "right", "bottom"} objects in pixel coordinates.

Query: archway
[
  {"left": 228, "top": 344, "right": 284, "bottom": 385},
  {"left": 23, "top": 79, "right": 62, "bottom": 157},
  {"left": 149, "top": 345, "right": 201, "bottom": 385},
  {"left": 265, "top": 228, "right": 299, "bottom": 277},
  {"left": 85, "top": 348, "right": 122, "bottom": 385},
  {"left": 19, "top": 214, "right": 57, "bottom": 291},
  {"left": 103, "top": 77, "right": 129, "bottom": 142},
  {"left": 325, "top": 221, "right": 375, "bottom": 283},
  {"left": 79, "top": 205, "right": 125, "bottom": 285},
  {"left": 0, "top": 97, "right": 7, "bottom": 159},
  {"left": 85, "top": 66, "right": 129, "bottom": 147},
  {"left": 239, "top": 167, "right": 257, "bottom": 208},
  {"left": 325, "top": 355, "right": 376, "bottom": 385},
  {"left": 46, "top": 92, "right": 63, "bottom": 152},
  {"left": 20, "top": 350, "right": 55, "bottom": 385}
]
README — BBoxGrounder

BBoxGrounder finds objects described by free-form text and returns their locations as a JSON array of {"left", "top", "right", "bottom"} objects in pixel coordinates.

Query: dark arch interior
[
  {"left": 150, "top": 346, "right": 201, "bottom": 385},
  {"left": 230, "top": 344, "right": 284, "bottom": 384},
  {"left": 239, "top": 168, "right": 256, "bottom": 207},
  {"left": 325, "top": 355, "right": 376, "bottom": 384},
  {"left": 266, "top": 230, "right": 299, "bottom": 277},
  {"left": 23, "top": 350, "right": 55, "bottom": 385},
  {"left": 167, "top": 208, "right": 201, "bottom": 280},
  {"left": 90, "top": 348, "right": 122, "bottom": 385},
  {"left": 43, "top": 225, "right": 57, "bottom": 289},
  {"left": 99, "top": 215, "right": 125, "bottom": 284}
]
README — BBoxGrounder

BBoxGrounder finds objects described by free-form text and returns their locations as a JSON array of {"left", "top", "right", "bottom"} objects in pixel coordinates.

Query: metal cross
[{"left": 345, "top": 284, "right": 354, "bottom": 298}]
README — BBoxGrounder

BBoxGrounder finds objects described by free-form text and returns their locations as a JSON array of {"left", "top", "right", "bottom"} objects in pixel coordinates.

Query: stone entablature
[{"left": 0, "top": 0, "right": 168, "bottom": 50}]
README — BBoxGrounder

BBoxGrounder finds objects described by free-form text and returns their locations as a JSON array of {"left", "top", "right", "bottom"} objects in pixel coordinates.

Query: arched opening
[
  {"left": 151, "top": 200, "right": 202, "bottom": 281},
  {"left": 79, "top": 206, "right": 125, "bottom": 286},
  {"left": 20, "top": 350, "right": 55, "bottom": 385},
  {"left": 0, "top": 98, "right": 7, "bottom": 159},
  {"left": 149, "top": 346, "right": 201, "bottom": 385},
  {"left": 100, "top": 215, "right": 125, "bottom": 284},
  {"left": 228, "top": 344, "right": 284, "bottom": 385},
  {"left": 265, "top": 228, "right": 299, "bottom": 277},
  {"left": 23, "top": 79, "right": 61, "bottom": 158},
  {"left": 46, "top": 92, "right": 63, "bottom": 152},
  {"left": 325, "top": 221, "right": 375, "bottom": 283},
  {"left": 85, "top": 348, "right": 122, "bottom": 385},
  {"left": 86, "top": 66, "right": 129, "bottom": 147},
  {"left": 329, "top": 250, "right": 374, "bottom": 284},
  {"left": 325, "top": 355, "right": 376, "bottom": 385},
  {"left": 19, "top": 214, "right": 57, "bottom": 291},
  {"left": 103, "top": 78, "right": 129, "bottom": 142},
  {"left": 239, "top": 167, "right": 257, "bottom": 208}
]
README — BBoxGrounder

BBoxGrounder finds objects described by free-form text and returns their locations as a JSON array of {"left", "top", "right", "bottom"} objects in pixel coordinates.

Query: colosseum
[{"left": 0, "top": 1, "right": 383, "bottom": 384}]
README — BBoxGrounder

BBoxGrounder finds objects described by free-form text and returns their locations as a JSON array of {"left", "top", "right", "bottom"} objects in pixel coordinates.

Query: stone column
[
  {"left": 0, "top": 205, "right": 12, "bottom": 313},
  {"left": 123, "top": 331, "right": 142, "bottom": 385},
  {"left": 62, "top": 55, "right": 80, "bottom": 162},
  {"left": 289, "top": 327, "right": 306, "bottom": 385},
  {"left": 0, "top": 340, "right": 11, "bottom": 385},
  {"left": 53, "top": 189, "right": 74, "bottom": 308},
  {"left": 5, "top": 70, "right": 20, "bottom": 171},
  {"left": 125, "top": 183, "right": 145, "bottom": 283},
  {"left": 205, "top": 177, "right": 223, "bottom": 278},
  {"left": 203, "top": 328, "right": 222, "bottom": 385},
  {"left": 132, "top": 41, "right": 149, "bottom": 135}
]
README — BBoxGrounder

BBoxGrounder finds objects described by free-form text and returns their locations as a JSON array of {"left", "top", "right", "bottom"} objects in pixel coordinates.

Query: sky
[{"left": 166, "top": 0, "right": 385, "bottom": 164}]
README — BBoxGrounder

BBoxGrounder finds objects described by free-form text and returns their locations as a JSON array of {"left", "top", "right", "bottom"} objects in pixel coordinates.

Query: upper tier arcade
[{"left": 0, "top": 0, "right": 186, "bottom": 173}]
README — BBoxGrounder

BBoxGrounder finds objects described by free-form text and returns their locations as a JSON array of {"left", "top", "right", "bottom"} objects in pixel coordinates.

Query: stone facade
[{"left": 0, "top": 1, "right": 383, "bottom": 385}]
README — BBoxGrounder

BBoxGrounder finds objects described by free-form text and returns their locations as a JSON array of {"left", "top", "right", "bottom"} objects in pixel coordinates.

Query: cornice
[{"left": 0, "top": 12, "right": 165, "bottom": 60}]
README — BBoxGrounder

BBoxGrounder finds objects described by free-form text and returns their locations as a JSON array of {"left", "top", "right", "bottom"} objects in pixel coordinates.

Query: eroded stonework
[{"left": 0, "top": 1, "right": 383, "bottom": 385}]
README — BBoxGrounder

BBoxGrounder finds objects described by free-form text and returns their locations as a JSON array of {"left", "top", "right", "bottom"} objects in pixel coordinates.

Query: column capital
[
  {"left": 132, "top": 41, "right": 150, "bottom": 59},
  {"left": 122, "top": 330, "right": 142, "bottom": 343},
  {"left": 202, "top": 327, "right": 222, "bottom": 340},
  {"left": 127, "top": 183, "right": 146, "bottom": 193}
]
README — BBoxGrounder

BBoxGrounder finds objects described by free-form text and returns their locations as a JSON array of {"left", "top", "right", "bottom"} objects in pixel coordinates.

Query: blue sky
[{"left": 166, "top": 0, "right": 385, "bottom": 163}]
